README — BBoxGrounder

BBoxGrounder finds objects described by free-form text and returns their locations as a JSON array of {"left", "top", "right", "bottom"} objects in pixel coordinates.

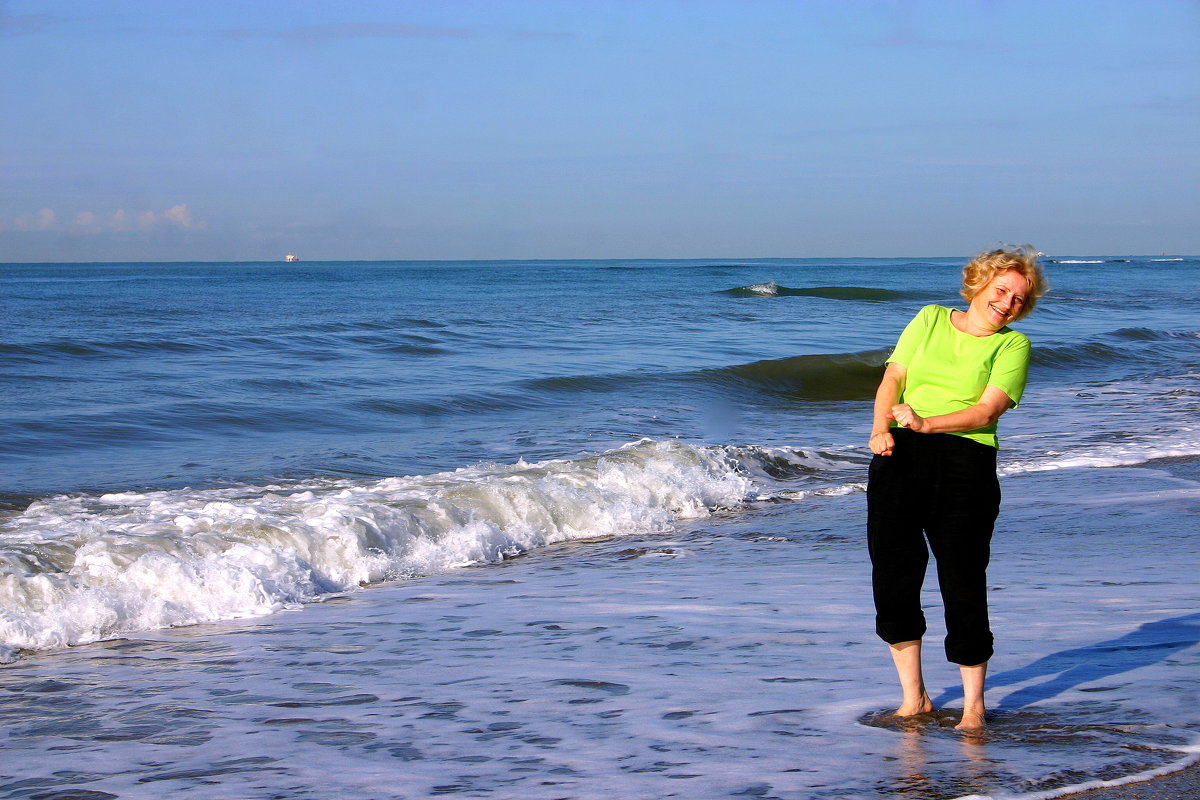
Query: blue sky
[{"left": 2, "top": 0, "right": 1197, "bottom": 261}]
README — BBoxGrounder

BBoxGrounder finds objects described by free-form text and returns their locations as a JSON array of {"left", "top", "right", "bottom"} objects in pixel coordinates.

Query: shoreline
[{"left": 1056, "top": 760, "right": 1200, "bottom": 800}]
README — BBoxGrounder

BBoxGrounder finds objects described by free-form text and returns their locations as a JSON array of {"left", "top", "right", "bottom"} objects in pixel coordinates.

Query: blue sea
[{"left": 1, "top": 256, "right": 1198, "bottom": 799}]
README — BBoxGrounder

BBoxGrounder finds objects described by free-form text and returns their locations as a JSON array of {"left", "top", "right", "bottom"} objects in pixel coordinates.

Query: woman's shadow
[{"left": 933, "top": 612, "right": 1200, "bottom": 709}]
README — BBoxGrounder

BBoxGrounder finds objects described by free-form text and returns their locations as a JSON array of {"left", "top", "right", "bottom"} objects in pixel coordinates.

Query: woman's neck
[{"left": 951, "top": 308, "right": 997, "bottom": 337}]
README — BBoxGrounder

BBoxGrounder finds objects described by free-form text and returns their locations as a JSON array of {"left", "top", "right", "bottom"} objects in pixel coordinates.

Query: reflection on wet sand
[
  {"left": 861, "top": 701, "right": 1195, "bottom": 798},
  {"left": 861, "top": 711, "right": 1002, "bottom": 799}
]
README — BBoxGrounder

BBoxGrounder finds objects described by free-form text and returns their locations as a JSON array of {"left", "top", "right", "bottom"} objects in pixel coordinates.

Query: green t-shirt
[{"left": 886, "top": 304, "right": 1031, "bottom": 449}]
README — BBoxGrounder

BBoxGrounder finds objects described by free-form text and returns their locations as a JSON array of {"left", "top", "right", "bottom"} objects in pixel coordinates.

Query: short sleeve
[
  {"left": 988, "top": 332, "right": 1031, "bottom": 408},
  {"left": 886, "top": 306, "right": 934, "bottom": 367}
]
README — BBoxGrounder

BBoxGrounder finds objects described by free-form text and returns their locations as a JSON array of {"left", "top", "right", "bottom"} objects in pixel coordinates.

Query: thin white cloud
[
  {"left": 13, "top": 208, "right": 56, "bottom": 232},
  {"left": 161, "top": 204, "right": 199, "bottom": 228},
  {"left": 7, "top": 205, "right": 206, "bottom": 234}
]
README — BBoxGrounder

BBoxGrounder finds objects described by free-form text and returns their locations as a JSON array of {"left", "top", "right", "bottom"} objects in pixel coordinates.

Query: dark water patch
[
  {"left": 616, "top": 547, "right": 681, "bottom": 561},
  {"left": 92, "top": 724, "right": 170, "bottom": 742},
  {"left": 136, "top": 756, "right": 284, "bottom": 784},
  {"left": 417, "top": 701, "right": 466, "bottom": 719},
  {"left": 353, "top": 389, "right": 546, "bottom": 418},
  {"left": 1033, "top": 330, "right": 1200, "bottom": 373},
  {"left": 295, "top": 317, "right": 446, "bottom": 333},
  {"left": 162, "top": 400, "right": 362, "bottom": 434},
  {"left": 0, "top": 493, "right": 40, "bottom": 513},
  {"left": 549, "top": 679, "right": 631, "bottom": 696},
  {"left": 4, "top": 679, "right": 76, "bottom": 693},
  {"left": 0, "top": 328, "right": 453, "bottom": 368},
  {"left": 295, "top": 730, "right": 377, "bottom": 746},
  {"left": 0, "top": 338, "right": 230, "bottom": 364},
  {"left": 165, "top": 401, "right": 361, "bottom": 434},
  {"left": 237, "top": 377, "right": 320, "bottom": 393},
  {"left": 290, "top": 681, "right": 355, "bottom": 694},
  {"left": 722, "top": 282, "right": 925, "bottom": 301},
  {"left": 1146, "top": 454, "right": 1200, "bottom": 482},
  {"left": 0, "top": 399, "right": 367, "bottom": 456},
  {"left": 1037, "top": 293, "right": 1166, "bottom": 313},
  {"left": 1110, "top": 327, "right": 1199, "bottom": 341},
  {"left": 517, "top": 351, "right": 890, "bottom": 403},
  {"left": 0, "top": 374, "right": 71, "bottom": 387},
  {"left": 703, "top": 350, "right": 888, "bottom": 401},
  {"left": 1033, "top": 341, "right": 1134, "bottom": 369},
  {"left": 1111, "top": 327, "right": 1173, "bottom": 341},
  {"left": 369, "top": 342, "right": 447, "bottom": 356},
  {"left": 240, "top": 333, "right": 347, "bottom": 360},
  {"left": 268, "top": 694, "right": 380, "bottom": 708},
  {"left": 518, "top": 373, "right": 646, "bottom": 394},
  {"left": 341, "top": 332, "right": 440, "bottom": 345},
  {"left": 327, "top": 329, "right": 448, "bottom": 355},
  {"left": 0, "top": 418, "right": 183, "bottom": 452},
  {"left": 746, "top": 708, "right": 807, "bottom": 717}
]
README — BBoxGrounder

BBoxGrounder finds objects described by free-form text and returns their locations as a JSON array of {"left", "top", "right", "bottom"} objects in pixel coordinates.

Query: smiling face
[{"left": 967, "top": 269, "right": 1031, "bottom": 333}]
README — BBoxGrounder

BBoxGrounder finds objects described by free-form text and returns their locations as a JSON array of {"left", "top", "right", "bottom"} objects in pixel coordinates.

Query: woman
[{"left": 867, "top": 245, "right": 1046, "bottom": 731}]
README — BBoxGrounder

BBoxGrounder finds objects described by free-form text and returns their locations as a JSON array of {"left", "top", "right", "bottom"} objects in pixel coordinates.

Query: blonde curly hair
[{"left": 960, "top": 245, "right": 1048, "bottom": 321}]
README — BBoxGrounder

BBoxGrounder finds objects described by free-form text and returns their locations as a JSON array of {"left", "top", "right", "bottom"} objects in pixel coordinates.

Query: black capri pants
[{"left": 867, "top": 427, "right": 1000, "bottom": 666}]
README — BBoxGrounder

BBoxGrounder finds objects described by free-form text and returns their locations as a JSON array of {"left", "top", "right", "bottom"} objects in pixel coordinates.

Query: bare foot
[
  {"left": 956, "top": 662, "right": 987, "bottom": 731},
  {"left": 954, "top": 707, "right": 986, "bottom": 731},
  {"left": 894, "top": 694, "right": 934, "bottom": 717}
]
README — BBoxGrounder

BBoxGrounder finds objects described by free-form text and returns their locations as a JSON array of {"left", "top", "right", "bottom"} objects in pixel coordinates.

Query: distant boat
[{"left": 285, "top": 253, "right": 299, "bottom": 262}]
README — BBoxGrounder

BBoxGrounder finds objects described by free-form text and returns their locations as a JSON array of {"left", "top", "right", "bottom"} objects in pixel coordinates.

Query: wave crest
[
  {"left": 706, "top": 350, "right": 888, "bottom": 400},
  {"left": 0, "top": 440, "right": 759, "bottom": 658},
  {"left": 722, "top": 282, "right": 921, "bottom": 301}
]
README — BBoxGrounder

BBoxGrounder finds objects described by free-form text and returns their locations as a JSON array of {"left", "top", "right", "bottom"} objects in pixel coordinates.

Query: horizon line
[{"left": 2, "top": 253, "right": 1192, "bottom": 266}]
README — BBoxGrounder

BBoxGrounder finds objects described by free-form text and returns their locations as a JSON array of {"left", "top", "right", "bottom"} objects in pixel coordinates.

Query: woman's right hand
[{"left": 869, "top": 430, "right": 894, "bottom": 456}]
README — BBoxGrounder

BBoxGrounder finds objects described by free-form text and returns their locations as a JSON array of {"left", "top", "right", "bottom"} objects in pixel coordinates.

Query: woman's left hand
[{"left": 888, "top": 403, "right": 928, "bottom": 433}]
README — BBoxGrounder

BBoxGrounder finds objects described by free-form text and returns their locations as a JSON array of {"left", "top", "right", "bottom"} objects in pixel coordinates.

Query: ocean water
[{"left": 1, "top": 256, "right": 1198, "bottom": 799}]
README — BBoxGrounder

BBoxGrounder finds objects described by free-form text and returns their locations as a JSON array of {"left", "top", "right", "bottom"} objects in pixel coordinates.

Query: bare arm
[
  {"left": 869, "top": 363, "right": 906, "bottom": 456},
  {"left": 888, "top": 385, "right": 1014, "bottom": 435}
]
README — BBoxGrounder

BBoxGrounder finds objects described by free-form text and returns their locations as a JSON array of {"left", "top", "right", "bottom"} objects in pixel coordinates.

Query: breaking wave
[
  {"left": 722, "top": 282, "right": 924, "bottom": 301},
  {"left": 702, "top": 350, "right": 889, "bottom": 401},
  {"left": 0, "top": 440, "right": 852, "bottom": 660}
]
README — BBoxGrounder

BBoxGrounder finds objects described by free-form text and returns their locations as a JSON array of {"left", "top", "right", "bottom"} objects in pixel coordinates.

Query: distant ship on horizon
[{"left": 285, "top": 253, "right": 299, "bottom": 262}]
